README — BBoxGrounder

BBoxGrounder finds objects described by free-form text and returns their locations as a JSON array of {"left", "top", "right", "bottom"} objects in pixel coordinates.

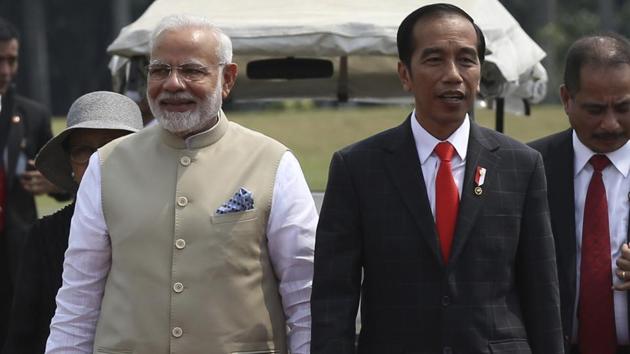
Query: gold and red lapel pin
[{"left": 474, "top": 166, "right": 486, "bottom": 196}]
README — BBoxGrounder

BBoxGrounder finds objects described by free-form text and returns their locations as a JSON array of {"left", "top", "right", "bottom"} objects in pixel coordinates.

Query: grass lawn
[{"left": 36, "top": 104, "right": 569, "bottom": 216}]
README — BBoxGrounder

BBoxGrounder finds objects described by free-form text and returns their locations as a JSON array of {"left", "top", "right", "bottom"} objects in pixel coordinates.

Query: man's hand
[
  {"left": 614, "top": 243, "right": 630, "bottom": 291},
  {"left": 19, "top": 159, "right": 62, "bottom": 195}
]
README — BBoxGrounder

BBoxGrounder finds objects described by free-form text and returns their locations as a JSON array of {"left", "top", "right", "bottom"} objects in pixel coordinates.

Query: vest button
[
  {"left": 172, "top": 326, "right": 183, "bottom": 338},
  {"left": 180, "top": 156, "right": 191, "bottom": 166},
  {"left": 175, "top": 239, "right": 186, "bottom": 249},
  {"left": 173, "top": 282, "right": 184, "bottom": 293},
  {"left": 177, "top": 196, "right": 188, "bottom": 207}
]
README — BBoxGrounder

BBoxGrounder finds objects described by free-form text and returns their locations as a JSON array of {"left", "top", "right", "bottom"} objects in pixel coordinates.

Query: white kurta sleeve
[
  {"left": 46, "top": 152, "right": 111, "bottom": 354},
  {"left": 267, "top": 151, "right": 318, "bottom": 354}
]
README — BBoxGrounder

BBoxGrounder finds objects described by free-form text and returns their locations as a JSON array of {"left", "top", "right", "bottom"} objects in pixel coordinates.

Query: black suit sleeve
[
  {"left": 311, "top": 151, "right": 363, "bottom": 354},
  {"left": 2, "top": 222, "right": 48, "bottom": 354},
  {"left": 33, "top": 103, "right": 52, "bottom": 154},
  {"left": 14, "top": 95, "right": 52, "bottom": 157},
  {"left": 26, "top": 99, "right": 70, "bottom": 200},
  {"left": 516, "top": 153, "right": 564, "bottom": 353}
]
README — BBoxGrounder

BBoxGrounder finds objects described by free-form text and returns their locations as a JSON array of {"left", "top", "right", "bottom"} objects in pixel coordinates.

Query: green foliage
[
  {"left": 502, "top": 0, "right": 630, "bottom": 102},
  {"left": 619, "top": 3, "right": 630, "bottom": 39},
  {"left": 554, "top": 8, "right": 599, "bottom": 40}
]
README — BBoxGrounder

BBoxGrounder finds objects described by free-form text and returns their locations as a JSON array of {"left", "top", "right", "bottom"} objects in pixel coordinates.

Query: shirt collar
[
  {"left": 410, "top": 109, "right": 470, "bottom": 164},
  {"left": 572, "top": 130, "right": 630, "bottom": 178}
]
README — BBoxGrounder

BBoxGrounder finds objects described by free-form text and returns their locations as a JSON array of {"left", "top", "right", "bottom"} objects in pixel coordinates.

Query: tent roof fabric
[{"left": 107, "top": 0, "right": 545, "bottom": 83}]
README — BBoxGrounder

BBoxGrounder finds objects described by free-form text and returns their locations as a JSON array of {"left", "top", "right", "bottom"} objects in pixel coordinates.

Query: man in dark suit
[
  {"left": 311, "top": 4, "right": 564, "bottom": 354},
  {"left": 0, "top": 17, "right": 59, "bottom": 348},
  {"left": 530, "top": 34, "right": 630, "bottom": 354}
]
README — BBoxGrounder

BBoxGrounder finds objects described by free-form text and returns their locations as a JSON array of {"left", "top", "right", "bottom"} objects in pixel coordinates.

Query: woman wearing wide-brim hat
[{"left": 1, "top": 91, "right": 143, "bottom": 354}]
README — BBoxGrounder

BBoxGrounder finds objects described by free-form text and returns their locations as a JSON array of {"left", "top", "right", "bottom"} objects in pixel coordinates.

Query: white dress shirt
[
  {"left": 46, "top": 149, "right": 318, "bottom": 354},
  {"left": 410, "top": 110, "right": 470, "bottom": 217},
  {"left": 572, "top": 131, "right": 630, "bottom": 344}
]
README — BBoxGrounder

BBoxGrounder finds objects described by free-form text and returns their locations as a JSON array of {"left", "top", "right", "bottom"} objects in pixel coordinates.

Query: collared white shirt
[
  {"left": 45, "top": 148, "right": 318, "bottom": 354},
  {"left": 410, "top": 110, "right": 470, "bottom": 218},
  {"left": 572, "top": 131, "right": 630, "bottom": 344}
]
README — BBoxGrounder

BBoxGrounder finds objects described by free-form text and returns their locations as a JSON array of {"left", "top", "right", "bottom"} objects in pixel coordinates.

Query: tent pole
[
  {"left": 495, "top": 97, "right": 505, "bottom": 133},
  {"left": 337, "top": 56, "right": 349, "bottom": 102}
]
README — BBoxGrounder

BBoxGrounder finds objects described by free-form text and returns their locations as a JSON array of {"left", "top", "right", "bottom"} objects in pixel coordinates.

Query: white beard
[{"left": 148, "top": 82, "right": 223, "bottom": 136}]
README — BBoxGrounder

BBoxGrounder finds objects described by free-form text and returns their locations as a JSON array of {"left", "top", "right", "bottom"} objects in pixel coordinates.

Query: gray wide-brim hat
[{"left": 36, "top": 91, "right": 144, "bottom": 193}]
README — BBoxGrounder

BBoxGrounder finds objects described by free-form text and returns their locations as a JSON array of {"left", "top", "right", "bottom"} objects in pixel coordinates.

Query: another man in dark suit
[
  {"left": 0, "top": 17, "right": 58, "bottom": 348},
  {"left": 530, "top": 34, "right": 630, "bottom": 354},
  {"left": 311, "top": 4, "right": 564, "bottom": 354}
]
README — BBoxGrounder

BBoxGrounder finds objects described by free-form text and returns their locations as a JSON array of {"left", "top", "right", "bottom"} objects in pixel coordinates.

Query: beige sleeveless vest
[{"left": 93, "top": 111, "right": 289, "bottom": 354}]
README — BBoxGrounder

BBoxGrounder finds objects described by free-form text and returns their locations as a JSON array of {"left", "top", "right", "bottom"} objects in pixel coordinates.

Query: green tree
[{"left": 501, "top": 0, "right": 626, "bottom": 102}]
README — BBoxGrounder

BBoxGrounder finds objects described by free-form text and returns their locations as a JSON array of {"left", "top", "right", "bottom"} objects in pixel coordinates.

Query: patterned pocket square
[{"left": 216, "top": 187, "right": 254, "bottom": 214}]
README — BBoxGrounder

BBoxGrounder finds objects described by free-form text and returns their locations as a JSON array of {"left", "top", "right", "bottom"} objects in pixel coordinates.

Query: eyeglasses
[
  {"left": 0, "top": 56, "right": 17, "bottom": 67},
  {"left": 146, "top": 63, "right": 224, "bottom": 82},
  {"left": 68, "top": 145, "right": 97, "bottom": 165}
]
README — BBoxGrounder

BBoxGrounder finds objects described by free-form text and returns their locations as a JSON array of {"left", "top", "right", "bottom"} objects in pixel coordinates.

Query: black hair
[
  {"left": 0, "top": 17, "right": 19, "bottom": 42},
  {"left": 564, "top": 32, "right": 630, "bottom": 95},
  {"left": 396, "top": 3, "right": 485, "bottom": 69}
]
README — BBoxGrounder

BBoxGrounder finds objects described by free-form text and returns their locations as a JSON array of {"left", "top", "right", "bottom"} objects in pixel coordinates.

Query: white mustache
[{"left": 156, "top": 92, "right": 197, "bottom": 102}]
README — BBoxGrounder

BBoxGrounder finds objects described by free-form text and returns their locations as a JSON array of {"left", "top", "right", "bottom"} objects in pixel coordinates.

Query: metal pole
[
  {"left": 337, "top": 56, "right": 348, "bottom": 102},
  {"left": 20, "top": 0, "right": 50, "bottom": 108},
  {"left": 112, "top": 0, "right": 133, "bottom": 35},
  {"left": 495, "top": 97, "right": 505, "bottom": 133}
]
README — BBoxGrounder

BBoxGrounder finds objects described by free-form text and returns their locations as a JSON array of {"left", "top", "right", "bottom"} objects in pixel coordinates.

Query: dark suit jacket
[
  {"left": 0, "top": 87, "right": 53, "bottom": 348},
  {"left": 312, "top": 117, "right": 564, "bottom": 354},
  {"left": 529, "top": 129, "right": 629, "bottom": 351}
]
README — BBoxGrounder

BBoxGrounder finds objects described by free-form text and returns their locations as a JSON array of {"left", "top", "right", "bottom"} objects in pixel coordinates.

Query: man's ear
[
  {"left": 221, "top": 63, "right": 238, "bottom": 99},
  {"left": 559, "top": 84, "right": 572, "bottom": 114},
  {"left": 397, "top": 61, "right": 412, "bottom": 92}
]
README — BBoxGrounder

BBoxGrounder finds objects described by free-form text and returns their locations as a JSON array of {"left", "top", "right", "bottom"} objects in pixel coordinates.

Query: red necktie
[
  {"left": 434, "top": 141, "right": 459, "bottom": 262},
  {"left": 578, "top": 154, "right": 616, "bottom": 354}
]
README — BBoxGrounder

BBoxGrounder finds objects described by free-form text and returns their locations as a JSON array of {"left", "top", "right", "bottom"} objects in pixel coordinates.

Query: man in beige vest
[{"left": 46, "top": 15, "right": 318, "bottom": 354}]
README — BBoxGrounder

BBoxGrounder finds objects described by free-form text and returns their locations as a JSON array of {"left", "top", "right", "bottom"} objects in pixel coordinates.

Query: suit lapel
[
  {"left": 5, "top": 109, "right": 25, "bottom": 189},
  {"left": 448, "top": 123, "right": 500, "bottom": 264},
  {"left": 383, "top": 117, "right": 442, "bottom": 264},
  {"left": 545, "top": 130, "right": 577, "bottom": 294},
  {"left": 4, "top": 92, "right": 25, "bottom": 189}
]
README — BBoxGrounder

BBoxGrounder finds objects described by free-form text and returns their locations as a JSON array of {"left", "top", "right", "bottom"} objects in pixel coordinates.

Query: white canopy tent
[{"left": 107, "top": 0, "right": 547, "bottom": 112}]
